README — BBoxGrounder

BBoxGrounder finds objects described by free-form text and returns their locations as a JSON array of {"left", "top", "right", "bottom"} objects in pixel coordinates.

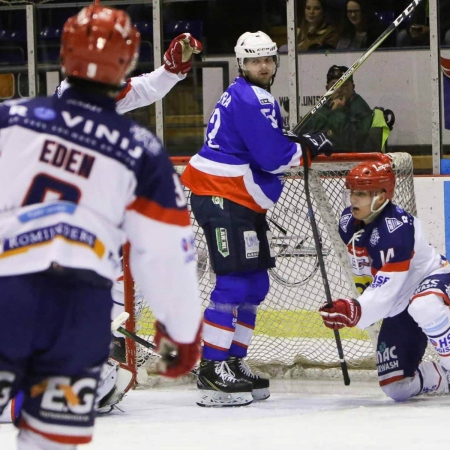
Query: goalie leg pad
[{"left": 96, "top": 359, "right": 135, "bottom": 413}]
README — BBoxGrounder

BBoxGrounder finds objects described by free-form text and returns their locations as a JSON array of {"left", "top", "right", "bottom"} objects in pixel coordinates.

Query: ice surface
[{"left": 2, "top": 378, "right": 449, "bottom": 450}]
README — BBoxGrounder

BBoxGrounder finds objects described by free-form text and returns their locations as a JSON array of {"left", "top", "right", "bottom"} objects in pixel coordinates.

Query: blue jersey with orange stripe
[
  {"left": 0, "top": 87, "right": 201, "bottom": 345},
  {"left": 181, "top": 76, "right": 303, "bottom": 212},
  {"left": 339, "top": 202, "right": 448, "bottom": 329}
]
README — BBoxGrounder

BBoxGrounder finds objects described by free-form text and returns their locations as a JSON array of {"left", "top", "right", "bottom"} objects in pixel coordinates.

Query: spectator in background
[
  {"left": 302, "top": 65, "right": 373, "bottom": 152},
  {"left": 297, "top": 0, "right": 339, "bottom": 51},
  {"left": 396, "top": 0, "right": 450, "bottom": 47},
  {"left": 337, "top": 0, "right": 395, "bottom": 50}
]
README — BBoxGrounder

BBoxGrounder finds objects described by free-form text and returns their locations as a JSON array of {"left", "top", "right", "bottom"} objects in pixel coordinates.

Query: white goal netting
[{"left": 123, "top": 152, "right": 435, "bottom": 379}]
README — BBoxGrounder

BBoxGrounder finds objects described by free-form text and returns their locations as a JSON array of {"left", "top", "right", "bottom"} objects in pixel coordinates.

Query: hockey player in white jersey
[
  {"left": 320, "top": 160, "right": 450, "bottom": 401},
  {"left": 55, "top": 32, "right": 202, "bottom": 114},
  {"left": 0, "top": 5, "right": 202, "bottom": 449},
  {"left": 53, "top": 14, "right": 202, "bottom": 415}
]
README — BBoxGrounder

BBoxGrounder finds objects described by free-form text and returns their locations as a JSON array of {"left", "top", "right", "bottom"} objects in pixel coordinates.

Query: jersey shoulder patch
[
  {"left": 130, "top": 124, "right": 162, "bottom": 157},
  {"left": 340, "top": 213, "right": 353, "bottom": 233},
  {"left": 251, "top": 85, "right": 274, "bottom": 106},
  {"left": 384, "top": 217, "right": 404, "bottom": 233}
]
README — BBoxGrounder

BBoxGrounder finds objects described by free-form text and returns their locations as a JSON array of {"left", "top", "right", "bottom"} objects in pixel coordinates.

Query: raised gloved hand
[
  {"left": 319, "top": 298, "right": 361, "bottom": 330},
  {"left": 163, "top": 33, "right": 202, "bottom": 75},
  {"left": 154, "top": 320, "right": 202, "bottom": 377}
]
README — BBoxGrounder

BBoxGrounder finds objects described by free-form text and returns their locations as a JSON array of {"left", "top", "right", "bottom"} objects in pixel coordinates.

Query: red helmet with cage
[
  {"left": 60, "top": 5, "right": 140, "bottom": 86},
  {"left": 345, "top": 159, "right": 395, "bottom": 200}
]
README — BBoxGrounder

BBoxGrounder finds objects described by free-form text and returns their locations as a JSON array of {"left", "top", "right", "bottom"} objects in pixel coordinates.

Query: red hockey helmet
[
  {"left": 345, "top": 159, "right": 395, "bottom": 200},
  {"left": 60, "top": 5, "right": 140, "bottom": 86}
]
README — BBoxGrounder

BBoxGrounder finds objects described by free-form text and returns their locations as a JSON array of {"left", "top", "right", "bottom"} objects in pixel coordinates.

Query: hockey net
[{"left": 122, "top": 152, "right": 434, "bottom": 382}]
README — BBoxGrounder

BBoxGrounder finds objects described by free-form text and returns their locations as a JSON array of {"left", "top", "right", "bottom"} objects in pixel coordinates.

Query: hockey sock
[
  {"left": 202, "top": 302, "right": 237, "bottom": 360},
  {"left": 229, "top": 303, "right": 257, "bottom": 358}
]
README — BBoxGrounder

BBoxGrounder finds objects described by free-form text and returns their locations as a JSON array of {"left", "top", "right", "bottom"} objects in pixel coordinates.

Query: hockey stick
[
  {"left": 292, "top": 0, "right": 423, "bottom": 134},
  {"left": 111, "top": 312, "right": 160, "bottom": 353},
  {"left": 111, "top": 312, "right": 199, "bottom": 375},
  {"left": 303, "top": 153, "right": 350, "bottom": 385}
]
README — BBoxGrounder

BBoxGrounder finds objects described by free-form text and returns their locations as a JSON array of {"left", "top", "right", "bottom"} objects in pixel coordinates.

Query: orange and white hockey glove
[
  {"left": 154, "top": 321, "right": 202, "bottom": 378},
  {"left": 163, "top": 33, "right": 202, "bottom": 75}
]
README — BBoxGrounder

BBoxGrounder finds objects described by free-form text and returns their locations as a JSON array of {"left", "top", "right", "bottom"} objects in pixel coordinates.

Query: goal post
[{"left": 123, "top": 152, "right": 422, "bottom": 380}]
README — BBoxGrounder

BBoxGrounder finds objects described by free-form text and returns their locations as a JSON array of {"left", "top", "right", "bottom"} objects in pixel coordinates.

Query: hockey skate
[
  {"left": 196, "top": 359, "right": 253, "bottom": 407},
  {"left": 227, "top": 357, "right": 270, "bottom": 401}
]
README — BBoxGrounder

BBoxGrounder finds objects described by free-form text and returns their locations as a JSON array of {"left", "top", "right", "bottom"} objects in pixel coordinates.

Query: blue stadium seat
[
  {"left": 166, "top": 20, "right": 203, "bottom": 40},
  {"left": 37, "top": 44, "right": 60, "bottom": 63},
  {"left": 134, "top": 21, "right": 153, "bottom": 38},
  {"left": 40, "top": 27, "right": 61, "bottom": 41},
  {"left": 374, "top": 10, "right": 395, "bottom": 27},
  {"left": 139, "top": 41, "right": 153, "bottom": 62},
  {"left": 0, "top": 46, "right": 25, "bottom": 65}
]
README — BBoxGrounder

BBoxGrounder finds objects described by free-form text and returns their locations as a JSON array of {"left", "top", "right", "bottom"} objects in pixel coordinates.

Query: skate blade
[
  {"left": 196, "top": 390, "right": 253, "bottom": 407},
  {"left": 252, "top": 388, "right": 270, "bottom": 401}
]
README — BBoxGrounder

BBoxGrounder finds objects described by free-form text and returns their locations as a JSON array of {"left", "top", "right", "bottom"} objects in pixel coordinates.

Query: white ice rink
[{"left": 2, "top": 377, "right": 450, "bottom": 450}]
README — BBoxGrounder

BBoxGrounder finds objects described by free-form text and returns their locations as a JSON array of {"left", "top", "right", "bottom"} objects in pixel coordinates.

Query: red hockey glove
[
  {"left": 163, "top": 33, "right": 202, "bottom": 75},
  {"left": 154, "top": 320, "right": 202, "bottom": 378},
  {"left": 319, "top": 298, "right": 361, "bottom": 330}
]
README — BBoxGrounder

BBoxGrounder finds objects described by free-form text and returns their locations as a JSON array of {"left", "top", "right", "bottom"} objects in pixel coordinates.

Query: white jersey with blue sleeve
[
  {"left": 339, "top": 203, "right": 449, "bottom": 329},
  {"left": 0, "top": 88, "right": 201, "bottom": 344}
]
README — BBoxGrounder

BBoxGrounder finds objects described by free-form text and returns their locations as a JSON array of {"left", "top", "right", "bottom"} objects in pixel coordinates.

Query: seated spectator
[
  {"left": 396, "top": 0, "right": 450, "bottom": 47},
  {"left": 297, "top": 0, "right": 339, "bottom": 51},
  {"left": 301, "top": 65, "right": 373, "bottom": 152},
  {"left": 337, "top": 0, "right": 395, "bottom": 50}
]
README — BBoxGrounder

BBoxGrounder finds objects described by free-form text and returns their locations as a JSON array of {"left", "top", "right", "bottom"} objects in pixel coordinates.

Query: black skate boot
[
  {"left": 196, "top": 359, "right": 253, "bottom": 407},
  {"left": 227, "top": 357, "right": 270, "bottom": 401}
]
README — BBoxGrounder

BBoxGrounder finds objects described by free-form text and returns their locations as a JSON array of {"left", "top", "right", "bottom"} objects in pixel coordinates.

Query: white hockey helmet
[{"left": 234, "top": 31, "right": 279, "bottom": 71}]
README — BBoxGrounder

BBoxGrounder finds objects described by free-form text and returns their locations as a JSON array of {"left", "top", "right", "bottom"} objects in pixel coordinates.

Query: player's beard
[{"left": 244, "top": 70, "right": 274, "bottom": 90}]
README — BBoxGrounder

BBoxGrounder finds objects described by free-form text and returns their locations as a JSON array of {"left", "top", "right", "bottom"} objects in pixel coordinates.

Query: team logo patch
[
  {"left": 130, "top": 125, "right": 160, "bottom": 155},
  {"left": 215, "top": 227, "right": 229, "bottom": 257},
  {"left": 251, "top": 85, "right": 274, "bottom": 105},
  {"left": 385, "top": 217, "right": 403, "bottom": 233},
  {"left": 181, "top": 235, "right": 196, "bottom": 263},
  {"left": 243, "top": 230, "right": 259, "bottom": 259},
  {"left": 212, "top": 196, "right": 224, "bottom": 210},
  {"left": 340, "top": 213, "right": 352, "bottom": 232},
  {"left": 369, "top": 228, "right": 380, "bottom": 246},
  {"left": 33, "top": 107, "right": 56, "bottom": 121}
]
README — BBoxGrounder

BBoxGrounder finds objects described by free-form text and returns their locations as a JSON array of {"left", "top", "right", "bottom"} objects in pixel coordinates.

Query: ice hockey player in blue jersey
[
  {"left": 0, "top": 5, "right": 202, "bottom": 449},
  {"left": 181, "top": 31, "right": 333, "bottom": 407},
  {"left": 320, "top": 160, "right": 450, "bottom": 401}
]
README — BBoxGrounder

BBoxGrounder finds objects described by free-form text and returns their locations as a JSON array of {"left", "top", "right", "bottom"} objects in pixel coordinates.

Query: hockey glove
[
  {"left": 164, "top": 33, "right": 202, "bottom": 75},
  {"left": 319, "top": 298, "right": 361, "bottom": 330},
  {"left": 283, "top": 130, "right": 333, "bottom": 161},
  {"left": 154, "top": 320, "right": 202, "bottom": 378},
  {"left": 297, "top": 132, "right": 334, "bottom": 159}
]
